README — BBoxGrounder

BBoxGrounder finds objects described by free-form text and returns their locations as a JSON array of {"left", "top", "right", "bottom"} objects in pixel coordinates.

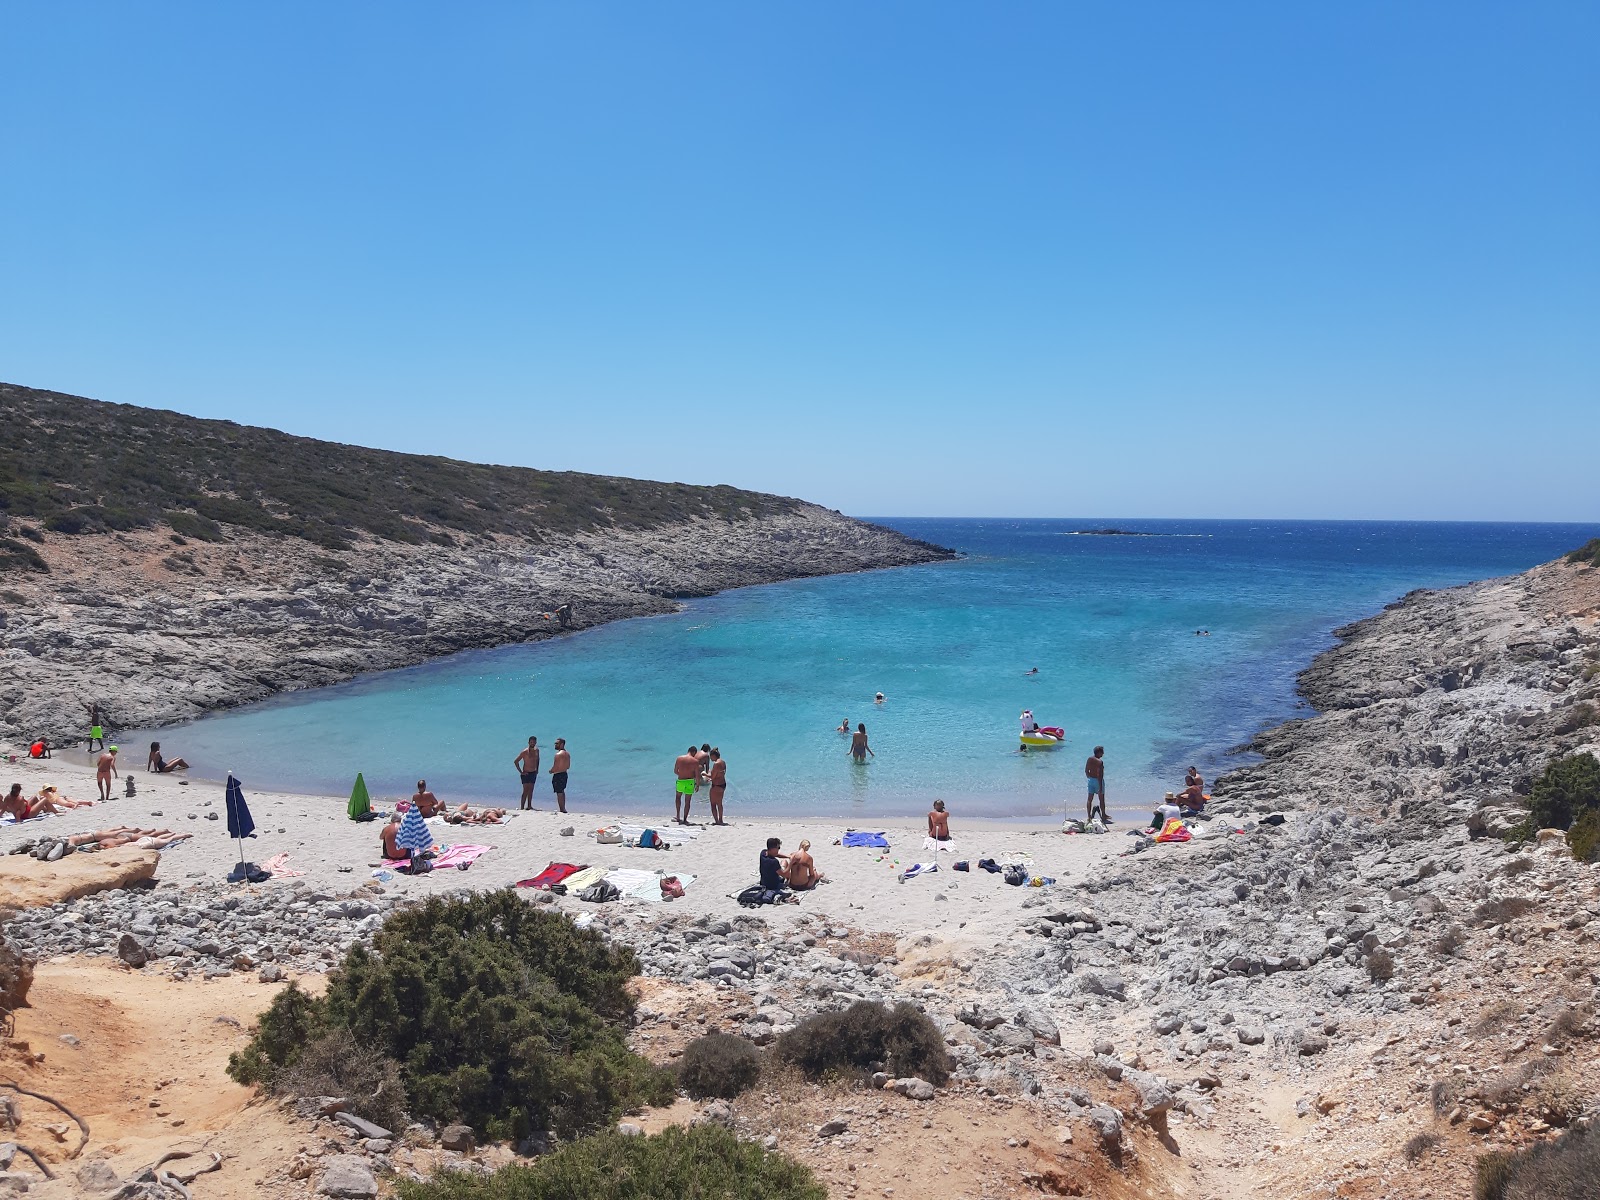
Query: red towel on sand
[{"left": 515, "top": 862, "right": 585, "bottom": 889}]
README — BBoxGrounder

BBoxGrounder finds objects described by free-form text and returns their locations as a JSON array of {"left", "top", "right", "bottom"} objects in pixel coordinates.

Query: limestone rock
[
  {"left": 317, "top": 1155, "right": 378, "bottom": 1199},
  {"left": 439, "top": 1124, "right": 476, "bottom": 1152}
]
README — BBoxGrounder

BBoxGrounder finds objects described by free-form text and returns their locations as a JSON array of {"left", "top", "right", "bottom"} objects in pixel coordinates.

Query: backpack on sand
[{"left": 579, "top": 880, "right": 621, "bottom": 903}]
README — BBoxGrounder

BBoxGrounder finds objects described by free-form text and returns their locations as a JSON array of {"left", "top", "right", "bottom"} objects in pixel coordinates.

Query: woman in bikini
[
  {"left": 708, "top": 748, "right": 728, "bottom": 825},
  {"left": 147, "top": 742, "right": 190, "bottom": 773}
]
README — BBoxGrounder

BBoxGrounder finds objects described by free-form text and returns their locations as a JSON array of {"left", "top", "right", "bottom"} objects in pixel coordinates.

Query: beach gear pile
[{"left": 516, "top": 860, "right": 694, "bottom": 903}]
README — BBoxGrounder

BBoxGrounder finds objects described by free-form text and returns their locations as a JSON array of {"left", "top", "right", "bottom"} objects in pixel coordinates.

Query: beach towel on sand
[
  {"left": 842, "top": 831, "right": 889, "bottom": 848},
  {"left": 1154, "top": 818, "right": 1192, "bottom": 844},
  {"left": 261, "top": 852, "right": 305, "bottom": 879},
  {"left": 432, "top": 844, "right": 491, "bottom": 870},
  {"left": 898, "top": 862, "right": 938, "bottom": 883},
  {"left": 922, "top": 836, "right": 958, "bottom": 853},
  {"left": 516, "top": 862, "right": 585, "bottom": 889},
  {"left": 562, "top": 865, "right": 609, "bottom": 892}
]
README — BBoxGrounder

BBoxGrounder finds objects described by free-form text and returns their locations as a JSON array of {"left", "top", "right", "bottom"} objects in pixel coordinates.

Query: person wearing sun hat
[{"left": 96, "top": 744, "right": 119, "bottom": 802}]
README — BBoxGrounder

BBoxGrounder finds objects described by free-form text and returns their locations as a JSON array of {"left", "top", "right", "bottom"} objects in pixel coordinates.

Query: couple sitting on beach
[
  {"left": 2, "top": 783, "right": 96, "bottom": 820},
  {"left": 757, "top": 836, "right": 826, "bottom": 901}
]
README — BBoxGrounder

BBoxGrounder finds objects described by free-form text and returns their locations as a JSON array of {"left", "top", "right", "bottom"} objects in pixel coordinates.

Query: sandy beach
[{"left": 2, "top": 745, "right": 1201, "bottom": 937}]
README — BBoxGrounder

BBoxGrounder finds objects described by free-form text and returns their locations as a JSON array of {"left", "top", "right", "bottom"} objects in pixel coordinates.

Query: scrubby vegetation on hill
[
  {"left": 1475, "top": 1124, "right": 1598, "bottom": 1200},
  {"left": 395, "top": 1125, "right": 826, "bottom": 1200},
  {"left": 228, "top": 892, "right": 673, "bottom": 1139},
  {"left": 0, "top": 382, "right": 799, "bottom": 550},
  {"left": 1565, "top": 538, "right": 1600, "bottom": 568},
  {"left": 775, "top": 999, "right": 950, "bottom": 1084},
  {"left": 1517, "top": 753, "right": 1600, "bottom": 861}
]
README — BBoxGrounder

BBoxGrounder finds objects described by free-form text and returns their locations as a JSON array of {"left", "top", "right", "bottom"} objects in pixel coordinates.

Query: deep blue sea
[{"left": 133, "top": 519, "right": 1595, "bottom": 819}]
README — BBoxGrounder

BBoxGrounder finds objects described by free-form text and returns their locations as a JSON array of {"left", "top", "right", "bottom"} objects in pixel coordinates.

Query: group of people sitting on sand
[
  {"left": 376, "top": 780, "right": 510, "bottom": 859},
  {"left": 1149, "top": 766, "right": 1210, "bottom": 829}
]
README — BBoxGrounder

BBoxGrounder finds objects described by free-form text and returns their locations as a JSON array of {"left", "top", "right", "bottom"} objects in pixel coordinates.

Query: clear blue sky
[{"left": 2, "top": 3, "right": 1595, "bottom": 520}]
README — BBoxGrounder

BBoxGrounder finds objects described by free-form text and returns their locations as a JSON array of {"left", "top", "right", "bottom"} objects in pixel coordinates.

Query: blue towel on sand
[{"left": 842, "top": 831, "right": 889, "bottom": 848}]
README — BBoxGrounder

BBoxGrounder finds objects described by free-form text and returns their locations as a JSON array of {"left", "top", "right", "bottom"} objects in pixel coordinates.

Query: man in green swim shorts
[
  {"left": 82, "top": 699, "right": 105, "bottom": 752},
  {"left": 673, "top": 745, "right": 700, "bottom": 825}
]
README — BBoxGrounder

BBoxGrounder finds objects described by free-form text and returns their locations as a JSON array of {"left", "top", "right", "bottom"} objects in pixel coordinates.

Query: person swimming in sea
[
  {"left": 874, "top": 692, "right": 885, "bottom": 704},
  {"left": 836, "top": 718, "right": 850, "bottom": 733},
  {"left": 1025, "top": 667, "right": 1039, "bottom": 675}
]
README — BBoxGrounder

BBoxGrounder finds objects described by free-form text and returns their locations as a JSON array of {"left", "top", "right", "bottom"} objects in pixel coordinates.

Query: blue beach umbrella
[
  {"left": 396, "top": 804, "right": 432, "bottom": 856},
  {"left": 224, "top": 773, "right": 258, "bottom": 882}
]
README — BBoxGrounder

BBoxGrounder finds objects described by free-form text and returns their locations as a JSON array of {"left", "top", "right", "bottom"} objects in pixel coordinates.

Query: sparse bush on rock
[
  {"left": 677, "top": 1032, "right": 762, "bottom": 1100},
  {"left": 1520, "top": 753, "right": 1600, "bottom": 837},
  {"left": 776, "top": 1000, "right": 950, "bottom": 1086},
  {"left": 1475, "top": 1124, "right": 1599, "bottom": 1200}
]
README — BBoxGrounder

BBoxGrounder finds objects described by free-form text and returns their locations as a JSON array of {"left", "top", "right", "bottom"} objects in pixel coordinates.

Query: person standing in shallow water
[
  {"left": 707, "top": 748, "right": 728, "bottom": 825},
  {"left": 513, "top": 736, "right": 540, "bottom": 810},
  {"left": 549, "top": 738, "right": 570, "bottom": 813},
  {"left": 850, "top": 723, "right": 873, "bottom": 762},
  {"left": 1085, "top": 745, "right": 1109, "bottom": 824}
]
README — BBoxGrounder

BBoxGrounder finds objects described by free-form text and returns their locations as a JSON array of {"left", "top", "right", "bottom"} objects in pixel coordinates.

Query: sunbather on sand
[
  {"left": 444, "top": 803, "right": 507, "bottom": 825},
  {"left": 784, "top": 839, "right": 826, "bottom": 890},
  {"left": 380, "top": 814, "right": 403, "bottom": 859},
  {"left": 69, "top": 827, "right": 191, "bottom": 850},
  {"left": 36, "top": 785, "right": 94, "bottom": 810},
  {"left": 927, "top": 799, "right": 951, "bottom": 840},
  {"left": 2, "top": 784, "right": 32, "bottom": 820}
]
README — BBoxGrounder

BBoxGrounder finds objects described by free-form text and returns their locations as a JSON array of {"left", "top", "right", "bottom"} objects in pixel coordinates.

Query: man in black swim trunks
[
  {"left": 513, "top": 736, "right": 539, "bottom": 810},
  {"left": 549, "top": 738, "right": 570, "bottom": 814}
]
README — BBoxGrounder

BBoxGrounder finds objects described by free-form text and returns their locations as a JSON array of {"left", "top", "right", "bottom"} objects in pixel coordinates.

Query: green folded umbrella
[{"left": 348, "top": 772, "right": 372, "bottom": 820}]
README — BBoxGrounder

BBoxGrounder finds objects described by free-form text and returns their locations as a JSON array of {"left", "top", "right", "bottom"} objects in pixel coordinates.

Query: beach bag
[
  {"left": 638, "top": 828, "right": 666, "bottom": 849},
  {"left": 736, "top": 884, "right": 771, "bottom": 908},
  {"left": 1003, "top": 865, "right": 1027, "bottom": 887},
  {"left": 661, "top": 876, "right": 685, "bottom": 900},
  {"left": 579, "top": 880, "right": 621, "bottom": 903},
  {"left": 594, "top": 827, "right": 623, "bottom": 844}
]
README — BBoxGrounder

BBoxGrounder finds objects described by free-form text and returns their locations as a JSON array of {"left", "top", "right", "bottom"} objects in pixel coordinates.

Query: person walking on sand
[
  {"left": 850, "top": 723, "right": 874, "bottom": 763},
  {"left": 673, "top": 745, "right": 699, "bottom": 824},
  {"left": 513, "top": 736, "right": 540, "bottom": 810},
  {"left": 95, "top": 745, "right": 119, "bottom": 802},
  {"left": 1085, "top": 745, "right": 1110, "bottom": 824},
  {"left": 82, "top": 700, "right": 106, "bottom": 751},
  {"left": 550, "top": 738, "right": 570, "bottom": 813},
  {"left": 707, "top": 747, "right": 728, "bottom": 825}
]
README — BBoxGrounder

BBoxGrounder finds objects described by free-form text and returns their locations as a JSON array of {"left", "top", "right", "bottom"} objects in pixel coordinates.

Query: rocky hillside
[{"left": 0, "top": 383, "right": 950, "bottom": 740}]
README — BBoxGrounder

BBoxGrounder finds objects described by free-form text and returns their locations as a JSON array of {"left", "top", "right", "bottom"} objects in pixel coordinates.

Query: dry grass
[
  {"left": 1432, "top": 924, "right": 1466, "bottom": 956},
  {"left": 1404, "top": 1130, "right": 1441, "bottom": 1162},
  {"left": 1474, "top": 896, "right": 1539, "bottom": 926},
  {"left": 1470, "top": 1000, "right": 1522, "bottom": 1038}
]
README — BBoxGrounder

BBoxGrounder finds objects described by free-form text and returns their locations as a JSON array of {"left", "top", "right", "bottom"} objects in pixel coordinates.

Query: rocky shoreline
[
  {"left": 0, "top": 505, "right": 950, "bottom": 741},
  {"left": 4, "top": 554, "right": 1598, "bottom": 1198}
]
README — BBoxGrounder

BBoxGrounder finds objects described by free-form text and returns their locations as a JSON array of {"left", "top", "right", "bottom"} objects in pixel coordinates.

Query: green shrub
[
  {"left": 776, "top": 1001, "right": 950, "bottom": 1085},
  {"left": 1525, "top": 753, "right": 1600, "bottom": 831},
  {"left": 228, "top": 892, "right": 674, "bottom": 1141},
  {"left": 678, "top": 1033, "right": 761, "bottom": 1100},
  {"left": 164, "top": 509, "right": 225, "bottom": 541},
  {"left": 1565, "top": 538, "right": 1600, "bottom": 568},
  {"left": 394, "top": 1124, "right": 826, "bottom": 1200},
  {"left": 227, "top": 981, "right": 328, "bottom": 1086},
  {"left": 1476, "top": 1125, "right": 1599, "bottom": 1200},
  {"left": 1566, "top": 808, "right": 1600, "bottom": 863}
]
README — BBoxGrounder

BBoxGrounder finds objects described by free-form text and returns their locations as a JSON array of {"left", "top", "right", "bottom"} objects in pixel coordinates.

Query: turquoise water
[{"left": 132, "top": 519, "right": 1594, "bottom": 819}]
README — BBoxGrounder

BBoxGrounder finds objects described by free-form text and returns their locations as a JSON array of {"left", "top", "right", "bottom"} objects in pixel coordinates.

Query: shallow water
[{"left": 130, "top": 519, "right": 1593, "bottom": 819}]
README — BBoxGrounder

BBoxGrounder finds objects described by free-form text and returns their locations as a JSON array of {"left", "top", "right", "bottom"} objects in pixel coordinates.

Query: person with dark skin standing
[
  {"left": 673, "top": 745, "right": 699, "bottom": 824},
  {"left": 82, "top": 700, "right": 106, "bottom": 751},
  {"left": 1085, "top": 745, "right": 1109, "bottom": 823},
  {"left": 550, "top": 738, "right": 570, "bottom": 813},
  {"left": 513, "top": 737, "right": 540, "bottom": 810},
  {"left": 708, "top": 748, "right": 728, "bottom": 825}
]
